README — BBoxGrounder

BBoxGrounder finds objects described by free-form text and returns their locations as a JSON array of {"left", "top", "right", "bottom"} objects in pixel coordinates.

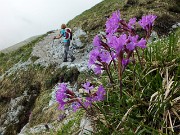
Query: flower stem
[
  {"left": 77, "top": 99, "right": 89, "bottom": 112},
  {"left": 107, "top": 66, "right": 114, "bottom": 84},
  {"left": 118, "top": 54, "right": 123, "bottom": 97},
  {"left": 135, "top": 48, "right": 143, "bottom": 69}
]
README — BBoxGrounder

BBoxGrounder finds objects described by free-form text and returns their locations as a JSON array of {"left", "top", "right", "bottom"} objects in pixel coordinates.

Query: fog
[{"left": 0, "top": 0, "right": 102, "bottom": 50}]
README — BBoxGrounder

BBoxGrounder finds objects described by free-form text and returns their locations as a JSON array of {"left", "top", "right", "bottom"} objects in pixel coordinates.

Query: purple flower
[
  {"left": 58, "top": 101, "right": 66, "bottom": 110},
  {"left": 88, "top": 49, "right": 100, "bottom": 68},
  {"left": 99, "top": 51, "right": 112, "bottom": 64},
  {"left": 122, "top": 59, "right": 130, "bottom": 67},
  {"left": 93, "top": 65, "right": 102, "bottom": 74},
  {"left": 126, "top": 35, "right": 146, "bottom": 50},
  {"left": 84, "top": 97, "right": 93, "bottom": 108},
  {"left": 138, "top": 15, "right": 157, "bottom": 31},
  {"left": 126, "top": 42, "right": 136, "bottom": 51},
  {"left": 56, "top": 83, "right": 67, "bottom": 101},
  {"left": 137, "top": 38, "right": 146, "bottom": 49},
  {"left": 56, "top": 83, "right": 68, "bottom": 110},
  {"left": 88, "top": 48, "right": 112, "bottom": 74},
  {"left": 93, "top": 35, "right": 101, "bottom": 48},
  {"left": 93, "top": 85, "right": 106, "bottom": 101},
  {"left": 107, "top": 35, "right": 117, "bottom": 48},
  {"left": 128, "top": 17, "right": 137, "bottom": 29},
  {"left": 82, "top": 82, "right": 94, "bottom": 93},
  {"left": 106, "top": 10, "right": 121, "bottom": 34},
  {"left": 107, "top": 34, "right": 127, "bottom": 55},
  {"left": 72, "top": 102, "right": 81, "bottom": 112},
  {"left": 126, "top": 35, "right": 138, "bottom": 51}
]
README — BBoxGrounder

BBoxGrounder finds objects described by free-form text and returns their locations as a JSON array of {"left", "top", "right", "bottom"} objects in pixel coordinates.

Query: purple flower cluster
[
  {"left": 56, "top": 82, "right": 106, "bottom": 112},
  {"left": 89, "top": 11, "right": 156, "bottom": 73},
  {"left": 88, "top": 11, "right": 156, "bottom": 96},
  {"left": 88, "top": 48, "right": 112, "bottom": 74},
  {"left": 83, "top": 83, "right": 106, "bottom": 108},
  {"left": 93, "top": 35, "right": 102, "bottom": 48},
  {"left": 56, "top": 83, "right": 67, "bottom": 110},
  {"left": 107, "top": 34, "right": 147, "bottom": 53},
  {"left": 106, "top": 10, "right": 121, "bottom": 35},
  {"left": 128, "top": 18, "right": 137, "bottom": 29},
  {"left": 138, "top": 14, "right": 157, "bottom": 38},
  {"left": 138, "top": 15, "right": 157, "bottom": 31}
]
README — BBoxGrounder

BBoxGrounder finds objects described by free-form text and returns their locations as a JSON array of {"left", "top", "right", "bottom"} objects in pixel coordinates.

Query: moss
[
  {"left": 0, "top": 64, "right": 61, "bottom": 122},
  {"left": 28, "top": 90, "right": 52, "bottom": 127},
  {"left": 0, "top": 65, "right": 80, "bottom": 128},
  {"left": 126, "top": 0, "right": 138, "bottom": 6},
  {"left": 0, "top": 52, "right": 5, "bottom": 57},
  {"left": 62, "top": 67, "right": 80, "bottom": 83}
]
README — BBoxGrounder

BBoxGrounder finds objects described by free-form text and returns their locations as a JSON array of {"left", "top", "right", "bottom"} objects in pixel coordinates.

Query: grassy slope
[
  {"left": 0, "top": 34, "right": 47, "bottom": 75},
  {"left": 68, "top": 0, "right": 180, "bottom": 42}
]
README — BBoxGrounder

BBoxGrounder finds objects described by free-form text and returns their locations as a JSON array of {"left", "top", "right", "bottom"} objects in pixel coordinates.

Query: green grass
[{"left": 145, "top": 31, "right": 180, "bottom": 63}]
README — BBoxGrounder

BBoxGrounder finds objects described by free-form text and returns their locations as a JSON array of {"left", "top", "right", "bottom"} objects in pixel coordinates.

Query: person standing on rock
[{"left": 54, "top": 24, "right": 75, "bottom": 62}]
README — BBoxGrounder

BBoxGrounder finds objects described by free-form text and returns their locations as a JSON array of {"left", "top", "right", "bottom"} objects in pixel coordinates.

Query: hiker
[{"left": 54, "top": 24, "right": 75, "bottom": 62}]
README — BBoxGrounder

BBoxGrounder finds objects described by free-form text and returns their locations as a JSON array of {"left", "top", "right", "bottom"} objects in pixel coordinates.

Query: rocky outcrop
[
  {"left": 31, "top": 28, "right": 91, "bottom": 72},
  {"left": 0, "top": 84, "right": 40, "bottom": 135}
]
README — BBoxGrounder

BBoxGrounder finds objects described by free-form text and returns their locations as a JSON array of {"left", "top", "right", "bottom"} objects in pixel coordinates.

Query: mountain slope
[{"left": 68, "top": 0, "right": 180, "bottom": 36}]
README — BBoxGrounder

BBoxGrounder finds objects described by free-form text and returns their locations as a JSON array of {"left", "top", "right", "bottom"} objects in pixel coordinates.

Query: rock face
[
  {"left": 79, "top": 116, "right": 93, "bottom": 135},
  {"left": 0, "top": 88, "right": 40, "bottom": 135}
]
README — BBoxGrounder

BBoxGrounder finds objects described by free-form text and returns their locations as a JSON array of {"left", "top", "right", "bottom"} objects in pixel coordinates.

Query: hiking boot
[
  {"left": 63, "top": 58, "right": 67, "bottom": 62},
  {"left": 71, "top": 56, "right": 75, "bottom": 62}
]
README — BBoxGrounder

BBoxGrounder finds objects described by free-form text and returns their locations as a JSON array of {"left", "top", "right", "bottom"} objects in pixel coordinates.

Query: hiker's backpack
[{"left": 64, "top": 28, "right": 72, "bottom": 40}]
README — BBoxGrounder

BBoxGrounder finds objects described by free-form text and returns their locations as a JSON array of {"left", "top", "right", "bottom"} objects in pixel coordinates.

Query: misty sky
[{"left": 0, "top": 0, "right": 102, "bottom": 50}]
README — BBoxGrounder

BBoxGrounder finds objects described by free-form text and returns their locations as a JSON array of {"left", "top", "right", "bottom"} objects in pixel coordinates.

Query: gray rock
[{"left": 79, "top": 116, "right": 93, "bottom": 135}]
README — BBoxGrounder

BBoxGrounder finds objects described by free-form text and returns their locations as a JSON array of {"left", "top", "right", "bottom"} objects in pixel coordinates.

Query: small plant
[
  {"left": 56, "top": 82, "right": 106, "bottom": 112},
  {"left": 88, "top": 10, "right": 156, "bottom": 96}
]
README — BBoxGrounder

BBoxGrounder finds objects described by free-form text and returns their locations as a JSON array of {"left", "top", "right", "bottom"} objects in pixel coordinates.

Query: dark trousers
[{"left": 63, "top": 40, "right": 74, "bottom": 60}]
